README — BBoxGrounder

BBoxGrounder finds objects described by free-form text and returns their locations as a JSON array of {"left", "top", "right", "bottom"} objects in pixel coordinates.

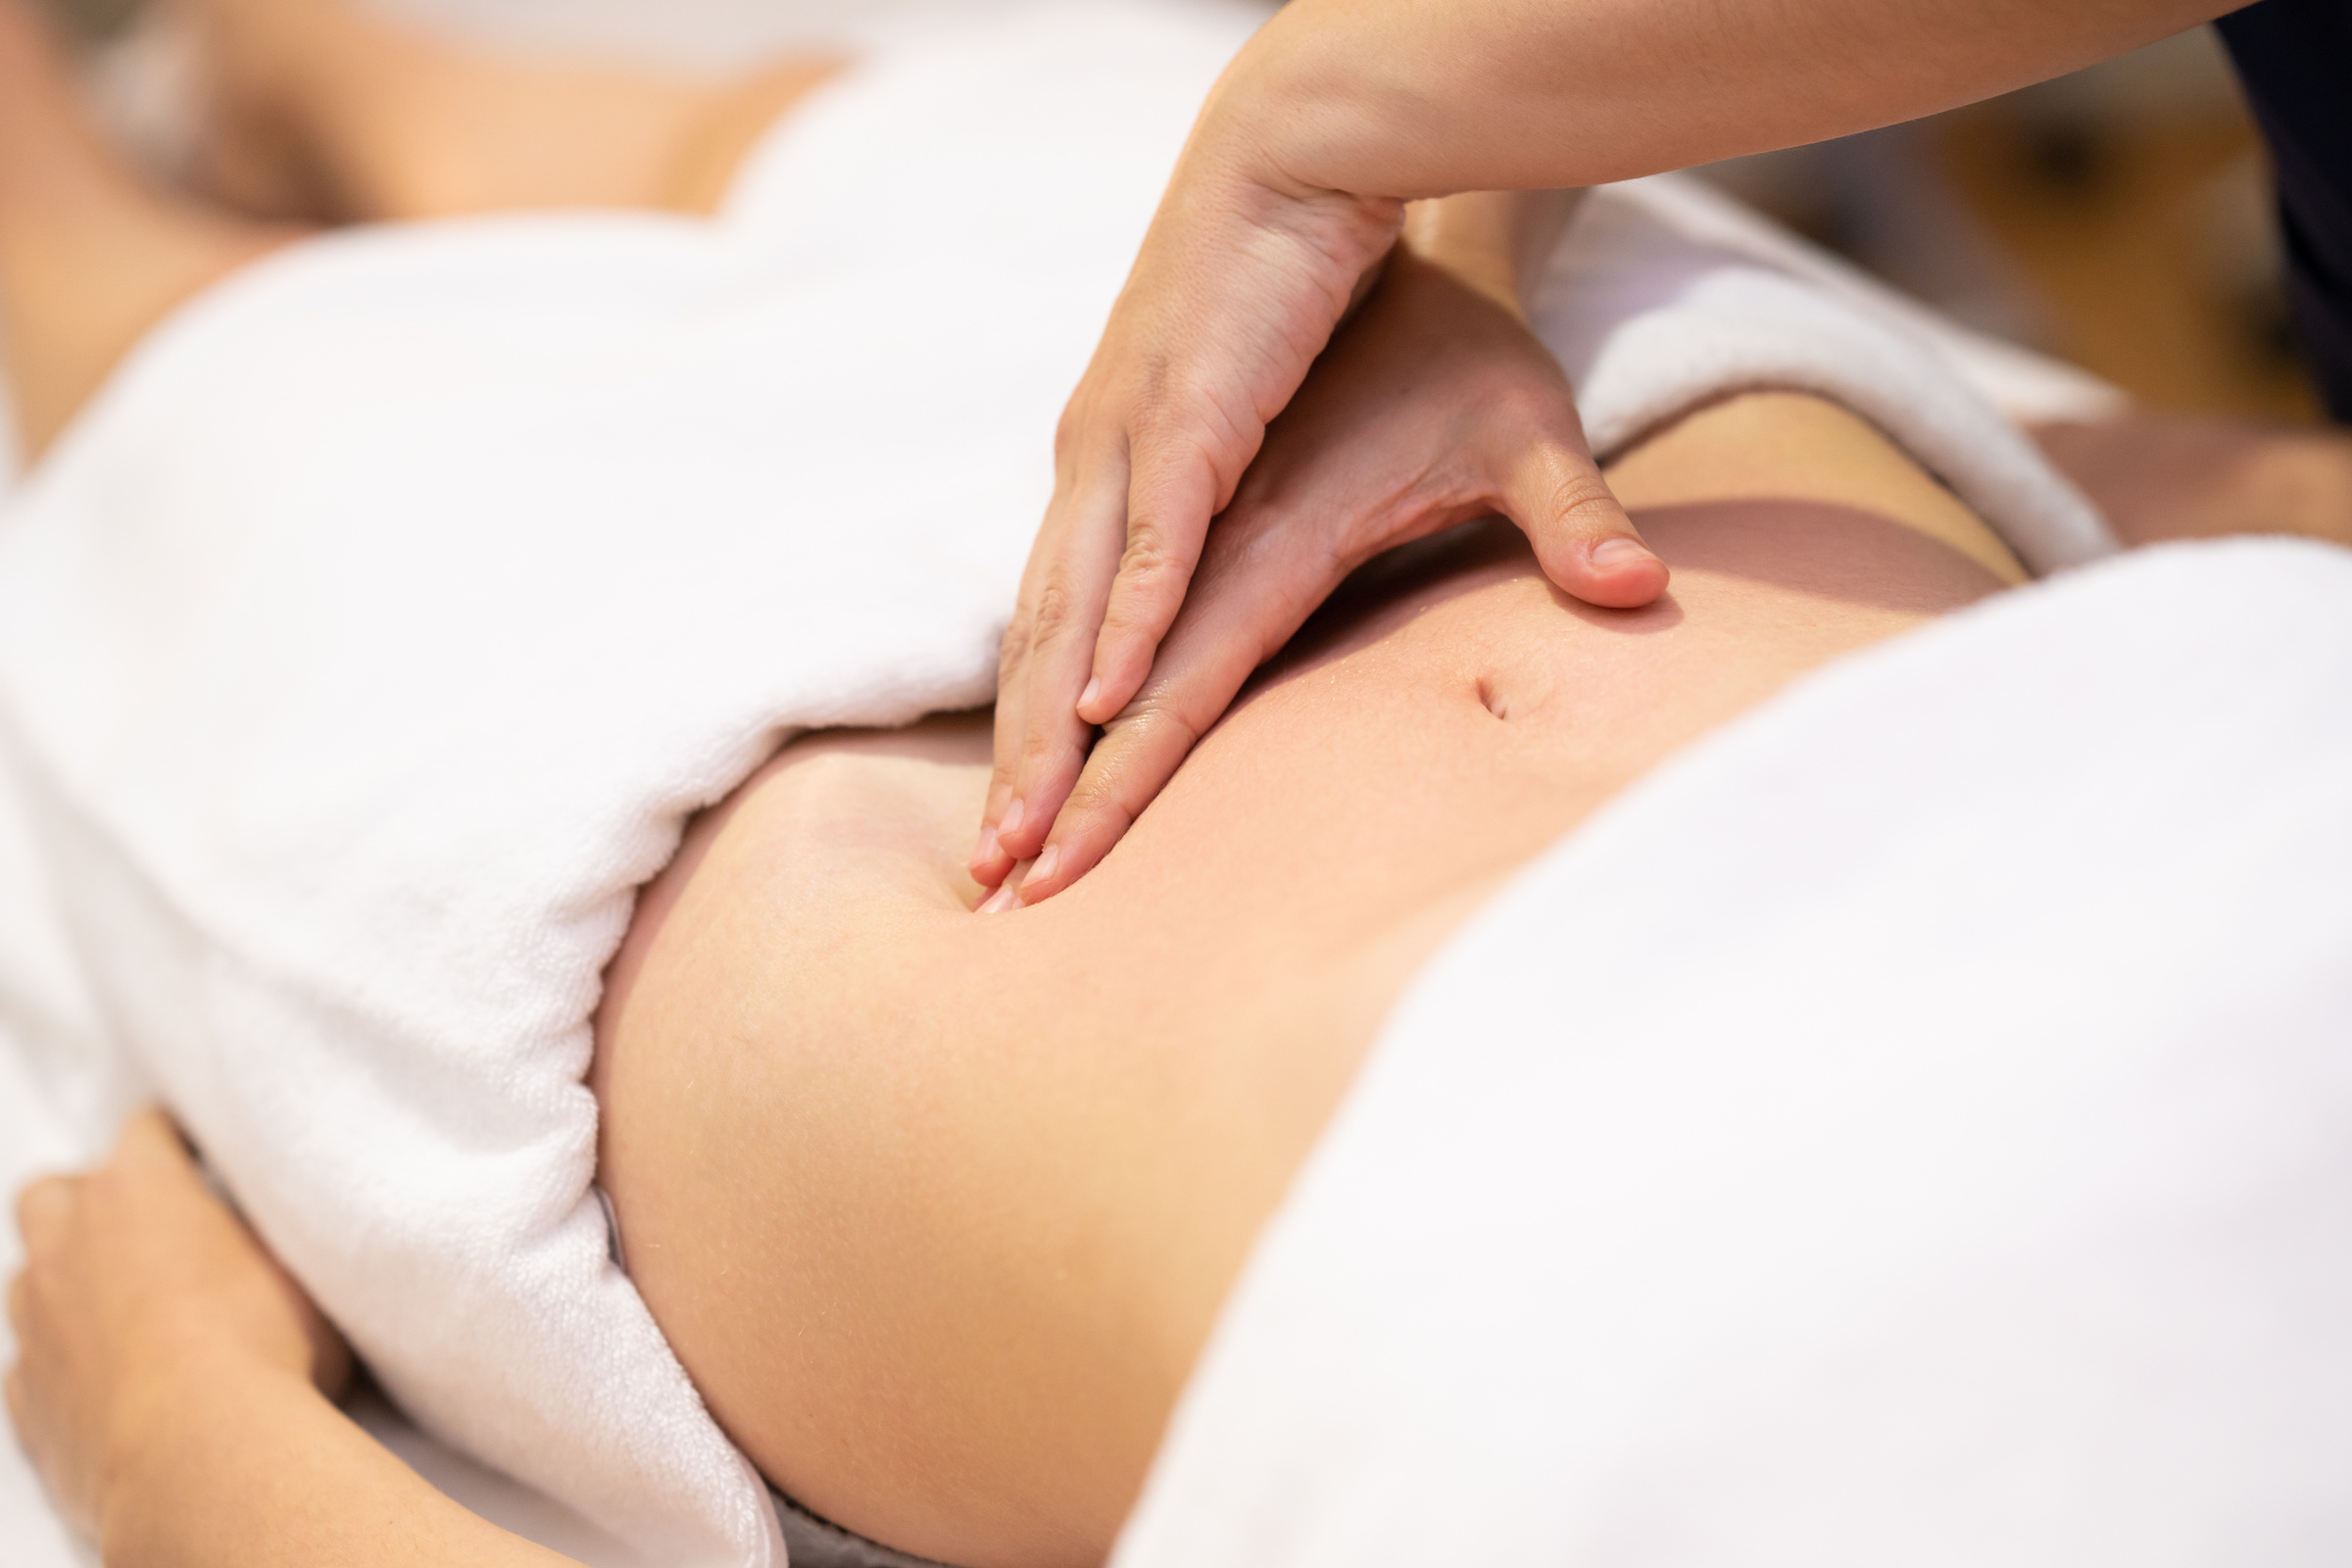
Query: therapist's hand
[
  {"left": 971, "top": 152, "right": 1400, "bottom": 893},
  {"left": 976, "top": 168, "right": 1666, "bottom": 898},
  {"left": 974, "top": 220, "right": 1665, "bottom": 904},
  {"left": 6, "top": 1108, "right": 351, "bottom": 1539}
]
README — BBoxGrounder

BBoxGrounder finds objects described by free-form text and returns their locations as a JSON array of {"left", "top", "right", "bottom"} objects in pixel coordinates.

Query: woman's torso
[{"left": 591, "top": 393, "right": 2023, "bottom": 1567}]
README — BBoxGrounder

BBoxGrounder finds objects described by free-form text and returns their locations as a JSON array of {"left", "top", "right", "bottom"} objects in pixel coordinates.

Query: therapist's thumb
[{"left": 1502, "top": 434, "right": 1667, "bottom": 611}]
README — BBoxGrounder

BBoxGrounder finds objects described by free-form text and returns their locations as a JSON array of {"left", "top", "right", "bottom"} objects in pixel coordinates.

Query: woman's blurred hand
[
  {"left": 6, "top": 1107, "right": 351, "bottom": 1541},
  {"left": 974, "top": 189, "right": 1664, "bottom": 902}
]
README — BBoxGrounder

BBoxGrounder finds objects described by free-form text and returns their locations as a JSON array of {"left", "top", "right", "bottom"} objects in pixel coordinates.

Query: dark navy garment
[{"left": 2217, "top": 0, "right": 2352, "bottom": 421}]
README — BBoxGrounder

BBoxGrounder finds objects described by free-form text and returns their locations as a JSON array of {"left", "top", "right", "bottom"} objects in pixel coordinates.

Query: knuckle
[
  {"left": 996, "top": 624, "right": 1033, "bottom": 684},
  {"left": 1541, "top": 466, "right": 1622, "bottom": 530},
  {"left": 1017, "top": 714, "right": 1088, "bottom": 779},
  {"left": 1112, "top": 686, "right": 1211, "bottom": 764},
  {"left": 1118, "top": 522, "right": 1176, "bottom": 581},
  {"left": 1027, "top": 579, "right": 1083, "bottom": 647},
  {"left": 1054, "top": 379, "right": 1119, "bottom": 468},
  {"left": 1060, "top": 772, "right": 1140, "bottom": 841},
  {"left": 1133, "top": 399, "right": 1245, "bottom": 489},
  {"left": 1102, "top": 590, "right": 1185, "bottom": 645},
  {"left": 1125, "top": 394, "right": 1188, "bottom": 453}
]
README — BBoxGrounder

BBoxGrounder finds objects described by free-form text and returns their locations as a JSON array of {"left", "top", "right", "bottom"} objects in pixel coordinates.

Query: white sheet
[{"left": 1118, "top": 536, "right": 2352, "bottom": 1567}]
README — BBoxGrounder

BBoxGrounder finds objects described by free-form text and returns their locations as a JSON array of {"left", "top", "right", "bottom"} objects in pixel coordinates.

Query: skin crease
[
  {"left": 978, "top": 0, "right": 2231, "bottom": 906},
  {"left": 591, "top": 391, "right": 2023, "bottom": 1568}
]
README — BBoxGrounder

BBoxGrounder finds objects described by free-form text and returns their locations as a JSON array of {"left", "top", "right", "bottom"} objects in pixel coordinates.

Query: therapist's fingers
[
  {"left": 1009, "top": 248, "right": 1668, "bottom": 904},
  {"left": 974, "top": 605, "right": 1035, "bottom": 889},
  {"left": 972, "top": 157, "right": 1405, "bottom": 881},
  {"left": 1076, "top": 435, "right": 1232, "bottom": 726},
  {"left": 1007, "top": 499, "right": 1342, "bottom": 906},
  {"left": 1488, "top": 403, "right": 1667, "bottom": 611},
  {"left": 978, "top": 459, "right": 1134, "bottom": 877}
]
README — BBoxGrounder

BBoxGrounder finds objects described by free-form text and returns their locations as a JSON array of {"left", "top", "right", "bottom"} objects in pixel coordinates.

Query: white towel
[
  {"left": 1115, "top": 537, "right": 2352, "bottom": 1568},
  {"left": 0, "top": 4, "right": 2116, "bottom": 1562},
  {"left": 1536, "top": 177, "right": 2118, "bottom": 575},
  {"left": 0, "top": 6, "right": 1269, "bottom": 1561}
]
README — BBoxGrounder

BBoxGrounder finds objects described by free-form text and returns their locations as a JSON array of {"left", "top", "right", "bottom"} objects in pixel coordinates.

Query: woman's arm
[{"left": 7, "top": 1109, "right": 579, "bottom": 1568}]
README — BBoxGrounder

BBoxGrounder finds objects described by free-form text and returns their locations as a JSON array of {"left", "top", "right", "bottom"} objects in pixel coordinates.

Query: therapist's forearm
[
  {"left": 1215, "top": 0, "right": 2229, "bottom": 200},
  {"left": 98, "top": 1350, "right": 575, "bottom": 1568}
]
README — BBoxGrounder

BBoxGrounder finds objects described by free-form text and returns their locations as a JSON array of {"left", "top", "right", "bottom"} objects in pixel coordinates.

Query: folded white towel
[
  {"left": 1538, "top": 177, "right": 2118, "bottom": 576},
  {"left": 0, "top": 4, "right": 2117, "bottom": 1563},
  {"left": 1117, "top": 537, "right": 2352, "bottom": 1568}
]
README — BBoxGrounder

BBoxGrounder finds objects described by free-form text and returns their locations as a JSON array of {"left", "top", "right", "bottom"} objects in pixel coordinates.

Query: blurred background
[
  {"left": 45, "top": 0, "right": 2321, "bottom": 426},
  {"left": 1696, "top": 26, "right": 2315, "bottom": 424}
]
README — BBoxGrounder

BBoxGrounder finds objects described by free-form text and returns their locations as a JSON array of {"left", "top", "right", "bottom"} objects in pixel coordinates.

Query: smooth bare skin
[
  {"left": 0, "top": 0, "right": 306, "bottom": 455},
  {"left": 0, "top": 0, "right": 835, "bottom": 461},
  {"left": 590, "top": 389, "right": 2023, "bottom": 1568},
  {"left": 977, "top": 0, "right": 2230, "bottom": 905},
  {"left": 174, "top": 0, "right": 842, "bottom": 223},
  {"left": 2033, "top": 414, "right": 2352, "bottom": 552}
]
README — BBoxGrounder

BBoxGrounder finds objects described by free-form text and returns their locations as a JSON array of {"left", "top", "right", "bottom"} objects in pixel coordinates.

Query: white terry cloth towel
[
  {"left": 1113, "top": 537, "right": 2352, "bottom": 1568},
  {"left": 1533, "top": 175, "right": 2119, "bottom": 577},
  {"left": 0, "top": 5, "right": 1273, "bottom": 1562},
  {"left": 0, "top": 4, "right": 2117, "bottom": 1563},
  {"left": 1578, "top": 173, "right": 2131, "bottom": 430}
]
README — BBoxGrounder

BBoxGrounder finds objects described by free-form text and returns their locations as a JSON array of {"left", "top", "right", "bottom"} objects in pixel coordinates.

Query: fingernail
[
  {"left": 976, "top": 885, "right": 1019, "bottom": 915},
  {"left": 1590, "top": 537, "right": 1652, "bottom": 568},
  {"left": 998, "top": 798, "right": 1026, "bottom": 841},
  {"left": 972, "top": 823, "right": 1000, "bottom": 869},
  {"left": 1024, "top": 846, "right": 1061, "bottom": 893},
  {"left": 1079, "top": 677, "right": 1102, "bottom": 713}
]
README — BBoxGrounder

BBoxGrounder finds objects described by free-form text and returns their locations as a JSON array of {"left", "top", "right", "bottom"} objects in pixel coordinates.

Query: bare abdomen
[{"left": 591, "top": 394, "right": 2017, "bottom": 1567}]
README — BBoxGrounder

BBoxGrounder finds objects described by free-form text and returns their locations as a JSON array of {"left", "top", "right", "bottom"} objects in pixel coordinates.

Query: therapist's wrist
[
  {"left": 1197, "top": 0, "right": 1412, "bottom": 204},
  {"left": 1134, "top": 110, "right": 1405, "bottom": 363},
  {"left": 1201, "top": 0, "right": 1584, "bottom": 203}
]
